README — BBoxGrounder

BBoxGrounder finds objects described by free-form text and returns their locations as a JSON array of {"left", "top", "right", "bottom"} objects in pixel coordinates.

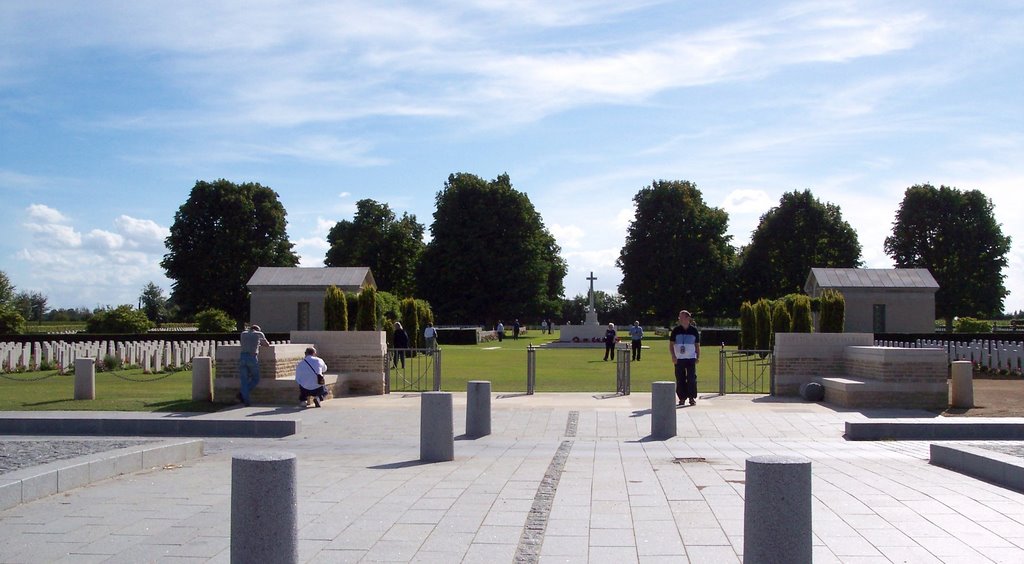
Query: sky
[{"left": 2, "top": 1, "right": 1022, "bottom": 316}]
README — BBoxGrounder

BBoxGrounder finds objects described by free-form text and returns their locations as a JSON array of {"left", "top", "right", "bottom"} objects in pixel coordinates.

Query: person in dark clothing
[
  {"left": 602, "top": 323, "right": 617, "bottom": 361},
  {"left": 392, "top": 322, "right": 410, "bottom": 368},
  {"left": 513, "top": 319, "right": 521, "bottom": 340},
  {"left": 669, "top": 310, "right": 700, "bottom": 406}
]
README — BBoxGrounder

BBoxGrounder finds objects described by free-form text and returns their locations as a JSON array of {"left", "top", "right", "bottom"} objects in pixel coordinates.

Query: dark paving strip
[
  {"left": 564, "top": 410, "right": 579, "bottom": 437},
  {"left": 0, "top": 439, "right": 155, "bottom": 474},
  {"left": 515, "top": 438, "right": 574, "bottom": 563}
]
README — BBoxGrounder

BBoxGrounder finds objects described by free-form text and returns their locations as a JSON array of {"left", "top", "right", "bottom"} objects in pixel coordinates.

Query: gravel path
[{"left": 0, "top": 439, "right": 156, "bottom": 474}]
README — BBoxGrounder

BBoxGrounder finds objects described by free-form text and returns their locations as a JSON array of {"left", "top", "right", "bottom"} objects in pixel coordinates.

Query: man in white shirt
[{"left": 295, "top": 347, "right": 327, "bottom": 408}]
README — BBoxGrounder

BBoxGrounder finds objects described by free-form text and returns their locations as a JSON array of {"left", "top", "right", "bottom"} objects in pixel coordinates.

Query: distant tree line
[{"left": 0, "top": 177, "right": 1012, "bottom": 335}]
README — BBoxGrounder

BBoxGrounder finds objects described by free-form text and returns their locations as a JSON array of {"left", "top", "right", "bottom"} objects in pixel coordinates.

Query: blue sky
[{"left": 2, "top": 1, "right": 1022, "bottom": 315}]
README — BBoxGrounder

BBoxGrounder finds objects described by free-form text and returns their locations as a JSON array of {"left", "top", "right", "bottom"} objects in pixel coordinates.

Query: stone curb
[
  {"left": 0, "top": 415, "right": 299, "bottom": 438},
  {"left": 845, "top": 421, "right": 1024, "bottom": 441},
  {"left": 930, "top": 444, "right": 1024, "bottom": 493},
  {"left": 0, "top": 438, "right": 204, "bottom": 511}
]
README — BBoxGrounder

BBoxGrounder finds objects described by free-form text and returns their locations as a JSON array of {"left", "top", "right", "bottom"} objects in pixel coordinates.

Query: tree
[
  {"left": 417, "top": 173, "right": 567, "bottom": 324},
  {"left": 618, "top": 180, "right": 735, "bottom": 322},
  {"left": 194, "top": 308, "right": 236, "bottom": 332},
  {"left": 884, "top": 184, "right": 1011, "bottom": 328},
  {"left": 162, "top": 179, "right": 299, "bottom": 322},
  {"left": 791, "top": 295, "right": 813, "bottom": 333},
  {"left": 324, "top": 285, "right": 348, "bottom": 330},
  {"left": 0, "top": 306, "right": 25, "bottom": 334},
  {"left": 356, "top": 288, "right": 378, "bottom": 330},
  {"left": 12, "top": 291, "right": 47, "bottom": 323},
  {"left": 819, "top": 289, "right": 845, "bottom": 333},
  {"left": 737, "top": 190, "right": 861, "bottom": 302},
  {"left": 754, "top": 299, "right": 772, "bottom": 351},
  {"left": 325, "top": 199, "right": 425, "bottom": 296},
  {"left": 0, "top": 271, "right": 14, "bottom": 306},
  {"left": 139, "top": 282, "right": 170, "bottom": 325},
  {"left": 739, "top": 301, "right": 755, "bottom": 349},
  {"left": 771, "top": 300, "right": 791, "bottom": 348},
  {"left": 86, "top": 305, "right": 152, "bottom": 334}
]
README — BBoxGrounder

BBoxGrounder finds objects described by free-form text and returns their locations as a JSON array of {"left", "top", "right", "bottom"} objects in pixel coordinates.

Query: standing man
[
  {"left": 602, "top": 322, "right": 617, "bottom": 361},
  {"left": 628, "top": 321, "right": 644, "bottom": 361},
  {"left": 670, "top": 310, "right": 700, "bottom": 406},
  {"left": 392, "top": 322, "right": 410, "bottom": 368},
  {"left": 496, "top": 320, "right": 505, "bottom": 342},
  {"left": 513, "top": 319, "right": 521, "bottom": 340},
  {"left": 238, "top": 324, "right": 270, "bottom": 407},
  {"left": 424, "top": 322, "right": 437, "bottom": 351}
]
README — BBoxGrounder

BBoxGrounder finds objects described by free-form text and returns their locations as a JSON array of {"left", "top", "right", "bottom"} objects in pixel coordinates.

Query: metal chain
[
  {"left": 109, "top": 371, "right": 180, "bottom": 383},
  {"left": 0, "top": 371, "right": 63, "bottom": 382}
]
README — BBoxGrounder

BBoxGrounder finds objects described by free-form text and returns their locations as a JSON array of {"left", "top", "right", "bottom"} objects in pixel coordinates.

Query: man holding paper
[{"left": 669, "top": 309, "right": 700, "bottom": 406}]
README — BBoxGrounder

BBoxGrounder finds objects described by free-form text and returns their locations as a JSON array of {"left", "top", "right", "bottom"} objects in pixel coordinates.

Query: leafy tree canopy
[
  {"left": 737, "top": 189, "right": 862, "bottom": 302},
  {"left": 161, "top": 179, "right": 298, "bottom": 321},
  {"left": 617, "top": 180, "right": 735, "bottom": 322},
  {"left": 139, "top": 282, "right": 171, "bottom": 324},
  {"left": 417, "top": 172, "right": 567, "bottom": 324},
  {"left": 86, "top": 305, "right": 152, "bottom": 334},
  {"left": 0, "top": 271, "right": 14, "bottom": 306},
  {"left": 324, "top": 199, "right": 425, "bottom": 296},
  {"left": 884, "top": 184, "right": 1011, "bottom": 326}
]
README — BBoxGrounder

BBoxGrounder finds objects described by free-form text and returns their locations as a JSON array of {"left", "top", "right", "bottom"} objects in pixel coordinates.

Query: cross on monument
[{"left": 587, "top": 271, "right": 597, "bottom": 312}]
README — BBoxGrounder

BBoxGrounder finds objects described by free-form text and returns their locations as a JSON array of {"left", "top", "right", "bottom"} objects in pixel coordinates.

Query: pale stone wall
[
  {"left": 843, "top": 346, "right": 947, "bottom": 383},
  {"left": 836, "top": 288, "right": 936, "bottom": 333},
  {"left": 250, "top": 288, "right": 328, "bottom": 333},
  {"left": 774, "top": 333, "right": 874, "bottom": 395},
  {"left": 213, "top": 332, "right": 387, "bottom": 402}
]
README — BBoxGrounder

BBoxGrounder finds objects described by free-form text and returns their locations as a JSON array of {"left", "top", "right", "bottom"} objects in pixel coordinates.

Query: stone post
[
  {"left": 651, "top": 381, "right": 677, "bottom": 440},
  {"left": 421, "top": 391, "right": 454, "bottom": 462},
  {"left": 950, "top": 360, "right": 974, "bottom": 408},
  {"left": 743, "top": 455, "right": 812, "bottom": 564},
  {"left": 192, "top": 356, "right": 213, "bottom": 401},
  {"left": 526, "top": 346, "right": 537, "bottom": 394},
  {"left": 74, "top": 358, "right": 95, "bottom": 400},
  {"left": 231, "top": 451, "right": 298, "bottom": 564},
  {"left": 466, "top": 381, "right": 491, "bottom": 438}
]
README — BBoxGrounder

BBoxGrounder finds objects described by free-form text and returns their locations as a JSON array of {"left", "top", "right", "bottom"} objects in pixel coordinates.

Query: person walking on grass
[
  {"left": 238, "top": 324, "right": 270, "bottom": 406},
  {"left": 670, "top": 310, "right": 700, "bottom": 406}
]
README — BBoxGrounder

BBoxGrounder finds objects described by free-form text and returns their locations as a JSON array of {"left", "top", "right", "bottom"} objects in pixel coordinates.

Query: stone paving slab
[{"left": 1, "top": 393, "right": 1024, "bottom": 563}]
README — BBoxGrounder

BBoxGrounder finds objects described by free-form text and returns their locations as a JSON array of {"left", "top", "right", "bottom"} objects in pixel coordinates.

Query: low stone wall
[
  {"left": 774, "top": 333, "right": 948, "bottom": 410},
  {"left": 774, "top": 333, "right": 874, "bottom": 396},
  {"left": 214, "top": 332, "right": 387, "bottom": 403}
]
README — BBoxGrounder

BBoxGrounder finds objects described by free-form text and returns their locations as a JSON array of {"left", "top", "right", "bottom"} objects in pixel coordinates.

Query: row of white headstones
[{"left": 874, "top": 338, "right": 1024, "bottom": 373}]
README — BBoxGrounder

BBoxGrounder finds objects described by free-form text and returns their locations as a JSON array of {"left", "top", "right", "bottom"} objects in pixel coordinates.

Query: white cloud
[
  {"left": 26, "top": 203, "right": 70, "bottom": 224},
  {"left": 550, "top": 223, "right": 585, "bottom": 249},
  {"left": 24, "top": 222, "right": 81, "bottom": 247},
  {"left": 113, "top": 215, "right": 169, "bottom": 251},
  {"left": 721, "top": 189, "right": 773, "bottom": 215},
  {"left": 84, "top": 229, "right": 125, "bottom": 250}
]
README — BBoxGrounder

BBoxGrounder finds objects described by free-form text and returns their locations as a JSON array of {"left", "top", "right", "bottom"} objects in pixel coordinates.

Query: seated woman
[{"left": 295, "top": 346, "right": 328, "bottom": 408}]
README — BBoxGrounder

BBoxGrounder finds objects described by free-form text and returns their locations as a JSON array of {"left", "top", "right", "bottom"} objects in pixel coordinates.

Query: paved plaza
[{"left": 2, "top": 392, "right": 1024, "bottom": 563}]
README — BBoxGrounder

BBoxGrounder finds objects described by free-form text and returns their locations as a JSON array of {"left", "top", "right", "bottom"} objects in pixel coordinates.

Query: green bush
[
  {"left": 819, "top": 289, "right": 845, "bottom": 333},
  {"left": 954, "top": 317, "right": 993, "bottom": 333},
  {"left": 401, "top": 298, "right": 420, "bottom": 349},
  {"left": 790, "top": 295, "right": 813, "bottom": 333},
  {"left": 739, "top": 301, "right": 755, "bottom": 350},
  {"left": 754, "top": 299, "right": 772, "bottom": 351},
  {"left": 356, "top": 288, "right": 378, "bottom": 331},
  {"left": 376, "top": 291, "right": 401, "bottom": 327},
  {"left": 324, "top": 285, "right": 348, "bottom": 330},
  {"left": 86, "top": 305, "right": 152, "bottom": 334},
  {"left": 98, "top": 353, "right": 123, "bottom": 372},
  {"left": 345, "top": 292, "right": 359, "bottom": 330},
  {"left": 413, "top": 299, "right": 434, "bottom": 348},
  {"left": 0, "top": 305, "right": 26, "bottom": 334},
  {"left": 771, "top": 300, "right": 791, "bottom": 348},
  {"left": 194, "top": 308, "right": 236, "bottom": 333}
]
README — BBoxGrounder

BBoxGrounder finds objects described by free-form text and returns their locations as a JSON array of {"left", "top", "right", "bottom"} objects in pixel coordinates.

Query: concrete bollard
[
  {"left": 650, "top": 381, "right": 677, "bottom": 440},
  {"left": 466, "top": 381, "right": 491, "bottom": 438},
  {"left": 192, "top": 356, "right": 213, "bottom": 401},
  {"left": 421, "top": 392, "right": 454, "bottom": 462},
  {"left": 74, "top": 358, "right": 95, "bottom": 400},
  {"left": 950, "top": 360, "right": 974, "bottom": 408},
  {"left": 743, "top": 455, "right": 812, "bottom": 564},
  {"left": 231, "top": 451, "right": 298, "bottom": 564}
]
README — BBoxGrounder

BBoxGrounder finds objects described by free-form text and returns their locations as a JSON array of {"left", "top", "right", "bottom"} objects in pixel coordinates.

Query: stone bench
[{"left": 817, "top": 376, "right": 947, "bottom": 410}]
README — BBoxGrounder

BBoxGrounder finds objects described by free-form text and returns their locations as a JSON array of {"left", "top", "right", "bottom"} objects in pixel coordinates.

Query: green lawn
[
  {"left": 437, "top": 330, "right": 723, "bottom": 393},
  {"left": 0, "top": 330, "right": 739, "bottom": 411},
  {"left": 0, "top": 368, "right": 220, "bottom": 412}
]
